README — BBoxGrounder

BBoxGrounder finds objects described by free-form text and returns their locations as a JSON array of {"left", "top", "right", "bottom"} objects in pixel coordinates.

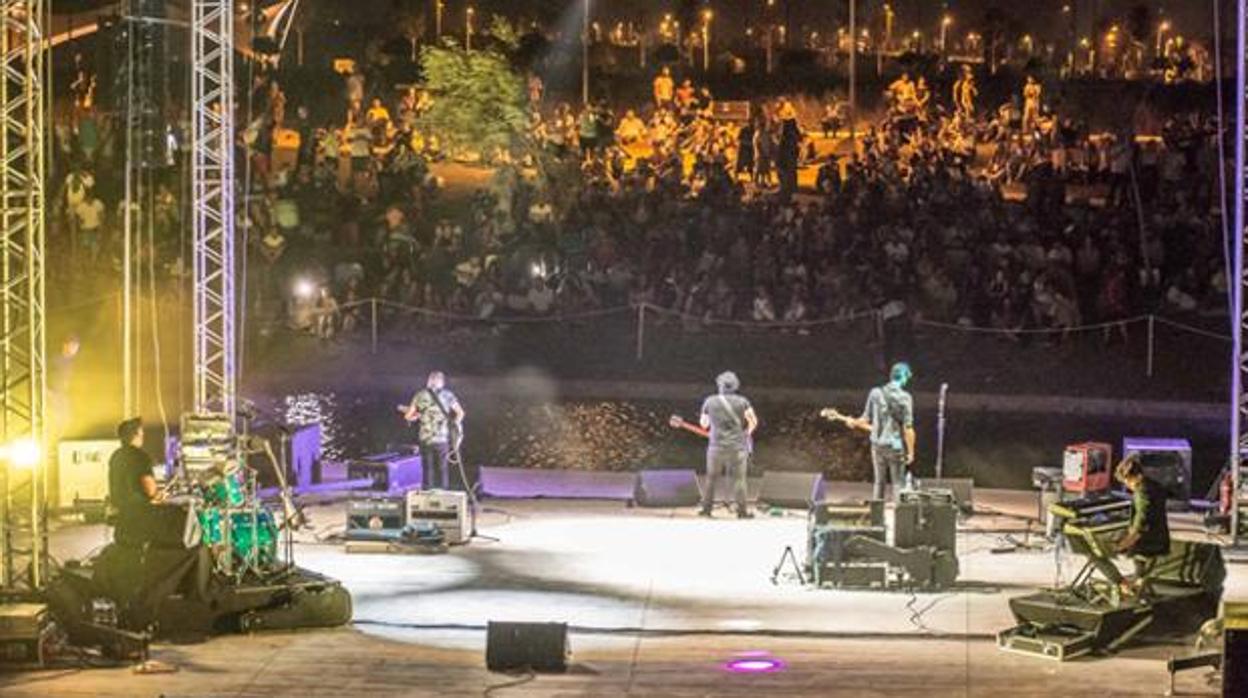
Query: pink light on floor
[{"left": 723, "top": 652, "right": 786, "bottom": 674}]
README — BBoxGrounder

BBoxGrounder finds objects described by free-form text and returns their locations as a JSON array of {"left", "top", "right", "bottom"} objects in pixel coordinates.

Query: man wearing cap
[
  {"left": 108, "top": 418, "right": 162, "bottom": 545},
  {"left": 841, "top": 363, "right": 916, "bottom": 501},
  {"left": 698, "top": 371, "right": 758, "bottom": 519}
]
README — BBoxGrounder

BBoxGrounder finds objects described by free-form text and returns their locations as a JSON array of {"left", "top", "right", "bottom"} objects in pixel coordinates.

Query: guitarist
[
  {"left": 699, "top": 371, "right": 759, "bottom": 519},
  {"left": 403, "top": 371, "right": 466, "bottom": 490},
  {"left": 837, "top": 362, "right": 915, "bottom": 501}
]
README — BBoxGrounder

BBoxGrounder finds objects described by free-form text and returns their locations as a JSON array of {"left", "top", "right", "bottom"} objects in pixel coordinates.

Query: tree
[{"left": 416, "top": 42, "right": 528, "bottom": 157}]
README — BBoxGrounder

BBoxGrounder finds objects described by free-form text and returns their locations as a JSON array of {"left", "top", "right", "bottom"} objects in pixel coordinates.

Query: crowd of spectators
[{"left": 49, "top": 50, "right": 1228, "bottom": 353}]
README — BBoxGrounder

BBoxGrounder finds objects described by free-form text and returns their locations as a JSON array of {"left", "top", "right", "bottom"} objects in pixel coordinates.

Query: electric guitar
[
  {"left": 819, "top": 407, "right": 855, "bottom": 426},
  {"left": 397, "top": 403, "right": 464, "bottom": 451},
  {"left": 668, "top": 414, "right": 753, "bottom": 454}
]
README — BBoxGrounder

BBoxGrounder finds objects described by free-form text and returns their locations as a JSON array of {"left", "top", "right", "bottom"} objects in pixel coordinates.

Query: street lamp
[
  {"left": 435, "top": 0, "right": 444, "bottom": 38},
  {"left": 940, "top": 15, "right": 952, "bottom": 55},
  {"left": 1156, "top": 21, "right": 1171, "bottom": 57},
  {"left": 582, "top": 0, "right": 590, "bottom": 105},
  {"left": 465, "top": 6, "right": 474, "bottom": 51},
  {"left": 884, "top": 3, "right": 894, "bottom": 52},
  {"left": 701, "top": 9, "right": 713, "bottom": 72}
]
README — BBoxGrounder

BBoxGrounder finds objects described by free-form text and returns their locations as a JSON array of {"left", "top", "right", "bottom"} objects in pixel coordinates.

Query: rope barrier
[
  {"left": 341, "top": 297, "right": 1233, "bottom": 344},
  {"left": 1151, "top": 316, "right": 1232, "bottom": 342},
  {"left": 913, "top": 315, "right": 1149, "bottom": 336},
  {"left": 374, "top": 298, "right": 636, "bottom": 324},
  {"left": 639, "top": 302, "right": 880, "bottom": 328}
]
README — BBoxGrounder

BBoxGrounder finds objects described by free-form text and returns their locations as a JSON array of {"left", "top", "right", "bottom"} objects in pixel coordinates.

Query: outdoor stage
[{"left": 7, "top": 484, "right": 1246, "bottom": 697}]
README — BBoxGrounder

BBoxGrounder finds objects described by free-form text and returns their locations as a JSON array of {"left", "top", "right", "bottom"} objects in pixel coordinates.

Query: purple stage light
[{"left": 723, "top": 654, "right": 786, "bottom": 674}]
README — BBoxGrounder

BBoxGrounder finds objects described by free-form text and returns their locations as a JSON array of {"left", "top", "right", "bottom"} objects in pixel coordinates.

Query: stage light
[
  {"left": 294, "top": 278, "right": 317, "bottom": 299},
  {"left": 4, "top": 438, "right": 41, "bottom": 469},
  {"left": 723, "top": 653, "right": 786, "bottom": 674}
]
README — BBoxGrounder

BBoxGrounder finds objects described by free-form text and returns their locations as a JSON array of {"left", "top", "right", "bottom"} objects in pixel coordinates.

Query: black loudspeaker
[
  {"left": 894, "top": 492, "right": 958, "bottom": 554},
  {"left": 917, "top": 478, "right": 974, "bottom": 514},
  {"left": 486, "top": 621, "right": 568, "bottom": 673},
  {"left": 1226, "top": 621, "right": 1248, "bottom": 698},
  {"left": 759, "top": 471, "right": 824, "bottom": 508},
  {"left": 634, "top": 469, "right": 700, "bottom": 507}
]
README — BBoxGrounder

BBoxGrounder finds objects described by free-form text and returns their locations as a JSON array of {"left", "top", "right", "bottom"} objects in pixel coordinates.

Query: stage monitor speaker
[
  {"left": 759, "top": 471, "right": 824, "bottom": 509},
  {"left": 486, "top": 621, "right": 568, "bottom": 673},
  {"left": 917, "top": 478, "right": 975, "bottom": 514},
  {"left": 634, "top": 469, "right": 700, "bottom": 508}
]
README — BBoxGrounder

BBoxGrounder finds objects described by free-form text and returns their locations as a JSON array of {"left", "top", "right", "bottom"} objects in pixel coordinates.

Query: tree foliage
[{"left": 417, "top": 42, "right": 528, "bottom": 156}]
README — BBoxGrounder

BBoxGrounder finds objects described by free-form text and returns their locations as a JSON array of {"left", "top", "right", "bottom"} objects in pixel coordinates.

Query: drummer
[{"left": 107, "top": 417, "right": 163, "bottom": 545}]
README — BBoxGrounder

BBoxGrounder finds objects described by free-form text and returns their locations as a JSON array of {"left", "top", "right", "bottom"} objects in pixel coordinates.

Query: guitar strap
[
  {"left": 424, "top": 388, "right": 450, "bottom": 421},
  {"left": 715, "top": 394, "right": 742, "bottom": 432}
]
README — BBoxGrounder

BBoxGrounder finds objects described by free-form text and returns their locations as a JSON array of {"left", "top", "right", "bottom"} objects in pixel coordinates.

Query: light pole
[
  {"left": 465, "top": 6, "right": 474, "bottom": 51},
  {"left": 1155, "top": 20, "right": 1170, "bottom": 57},
  {"left": 848, "top": 0, "right": 856, "bottom": 146},
  {"left": 582, "top": 0, "right": 590, "bottom": 104},
  {"left": 940, "top": 15, "right": 952, "bottom": 56},
  {"left": 702, "top": 9, "right": 712, "bottom": 72},
  {"left": 436, "top": 0, "right": 443, "bottom": 39}
]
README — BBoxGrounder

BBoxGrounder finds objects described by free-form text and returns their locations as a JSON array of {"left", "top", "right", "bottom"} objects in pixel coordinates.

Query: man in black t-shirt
[
  {"left": 108, "top": 418, "right": 161, "bottom": 545},
  {"left": 698, "top": 371, "right": 758, "bottom": 519}
]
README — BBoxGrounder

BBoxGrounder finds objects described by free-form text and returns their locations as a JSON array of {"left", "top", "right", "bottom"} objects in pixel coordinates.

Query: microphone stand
[
  {"left": 450, "top": 427, "right": 498, "bottom": 543},
  {"left": 935, "top": 383, "right": 948, "bottom": 480}
]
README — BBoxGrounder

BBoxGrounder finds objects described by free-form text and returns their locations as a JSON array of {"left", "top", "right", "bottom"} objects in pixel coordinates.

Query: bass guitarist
[
  {"left": 698, "top": 371, "right": 758, "bottom": 519},
  {"left": 403, "top": 371, "right": 466, "bottom": 490},
  {"left": 823, "top": 362, "right": 915, "bottom": 501}
]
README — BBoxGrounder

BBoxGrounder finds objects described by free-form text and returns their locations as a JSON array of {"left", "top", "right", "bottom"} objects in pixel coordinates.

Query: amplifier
[
  {"left": 1225, "top": 602, "right": 1248, "bottom": 698},
  {"left": 0, "top": 603, "right": 53, "bottom": 667},
  {"left": 1063, "top": 442, "right": 1113, "bottom": 495},
  {"left": 894, "top": 490, "right": 957, "bottom": 554},
  {"left": 811, "top": 500, "right": 884, "bottom": 527},
  {"left": 348, "top": 452, "right": 423, "bottom": 492},
  {"left": 1122, "top": 437, "right": 1192, "bottom": 509},
  {"left": 55, "top": 439, "right": 115, "bottom": 509},
  {"left": 346, "top": 497, "right": 405, "bottom": 541},
  {"left": 406, "top": 490, "right": 469, "bottom": 545}
]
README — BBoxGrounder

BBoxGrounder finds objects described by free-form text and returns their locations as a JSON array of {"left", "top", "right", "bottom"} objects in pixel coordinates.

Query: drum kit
[{"left": 163, "top": 452, "right": 283, "bottom": 578}]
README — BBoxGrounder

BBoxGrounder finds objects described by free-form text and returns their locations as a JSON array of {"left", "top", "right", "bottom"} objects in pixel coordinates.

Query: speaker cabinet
[
  {"left": 486, "top": 621, "right": 568, "bottom": 673},
  {"left": 634, "top": 469, "right": 700, "bottom": 507},
  {"left": 759, "top": 471, "right": 825, "bottom": 509}
]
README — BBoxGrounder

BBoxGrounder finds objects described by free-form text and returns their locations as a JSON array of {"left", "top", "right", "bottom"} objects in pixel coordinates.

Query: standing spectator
[
  {"left": 75, "top": 191, "right": 106, "bottom": 262},
  {"left": 1022, "top": 76, "right": 1042, "bottom": 133},
  {"left": 653, "top": 67, "right": 674, "bottom": 108}
]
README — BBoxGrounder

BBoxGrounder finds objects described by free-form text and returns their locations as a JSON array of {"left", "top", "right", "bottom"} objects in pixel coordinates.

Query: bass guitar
[
  {"left": 668, "top": 414, "right": 753, "bottom": 454},
  {"left": 397, "top": 403, "right": 464, "bottom": 452},
  {"left": 818, "top": 407, "right": 855, "bottom": 426}
]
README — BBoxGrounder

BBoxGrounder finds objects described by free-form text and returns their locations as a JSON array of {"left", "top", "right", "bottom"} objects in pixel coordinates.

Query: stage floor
[{"left": 6, "top": 486, "right": 1245, "bottom": 697}]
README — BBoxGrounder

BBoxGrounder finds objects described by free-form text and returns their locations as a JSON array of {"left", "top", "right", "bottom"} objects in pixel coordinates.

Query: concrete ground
[{"left": 2, "top": 486, "right": 1240, "bottom": 697}]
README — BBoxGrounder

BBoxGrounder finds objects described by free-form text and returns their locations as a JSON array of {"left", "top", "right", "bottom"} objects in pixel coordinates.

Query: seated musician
[
  {"left": 1091, "top": 456, "right": 1170, "bottom": 599},
  {"left": 1113, "top": 455, "right": 1171, "bottom": 593},
  {"left": 108, "top": 417, "right": 163, "bottom": 546}
]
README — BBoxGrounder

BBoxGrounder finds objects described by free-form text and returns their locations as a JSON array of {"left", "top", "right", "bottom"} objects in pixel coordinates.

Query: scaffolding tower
[
  {"left": 0, "top": 0, "right": 48, "bottom": 592},
  {"left": 190, "top": 0, "right": 236, "bottom": 419},
  {"left": 1234, "top": 0, "right": 1248, "bottom": 546}
]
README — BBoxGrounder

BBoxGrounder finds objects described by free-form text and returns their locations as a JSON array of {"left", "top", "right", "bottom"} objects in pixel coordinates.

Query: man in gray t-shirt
[
  {"left": 841, "top": 363, "right": 915, "bottom": 500},
  {"left": 699, "top": 371, "right": 758, "bottom": 518}
]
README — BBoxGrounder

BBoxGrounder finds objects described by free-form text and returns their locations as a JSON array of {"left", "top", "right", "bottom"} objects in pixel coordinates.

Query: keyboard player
[{"left": 1091, "top": 455, "right": 1171, "bottom": 599}]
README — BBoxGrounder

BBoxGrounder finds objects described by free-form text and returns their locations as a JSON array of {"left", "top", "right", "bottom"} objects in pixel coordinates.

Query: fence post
[
  {"left": 635, "top": 303, "right": 646, "bottom": 362},
  {"left": 1146, "top": 314, "right": 1155, "bottom": 378},
  {"left": 370, "top": 298, "right": 379, "bottom": 355}
]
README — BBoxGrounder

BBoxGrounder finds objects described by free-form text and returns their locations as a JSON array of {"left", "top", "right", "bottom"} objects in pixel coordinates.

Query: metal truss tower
[
  {"left": 191, "top": 0, "right": 236, "bottom": 419},
  {"left": 0, "top": 0, "right": 48, "bottom": 591},
  {"left": 1234, "top": 0, "right": 1248, "bottom": 547}
]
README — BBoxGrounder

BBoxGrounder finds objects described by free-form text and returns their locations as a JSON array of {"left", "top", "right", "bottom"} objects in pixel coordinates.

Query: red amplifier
[{"left": 1063, "top": 442, "right": 1112, "bottom": 494}]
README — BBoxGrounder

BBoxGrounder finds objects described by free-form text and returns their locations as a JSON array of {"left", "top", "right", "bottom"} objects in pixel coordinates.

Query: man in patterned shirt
[{"left": 404, "top": 371, "right": 465, "bottom": 490}]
